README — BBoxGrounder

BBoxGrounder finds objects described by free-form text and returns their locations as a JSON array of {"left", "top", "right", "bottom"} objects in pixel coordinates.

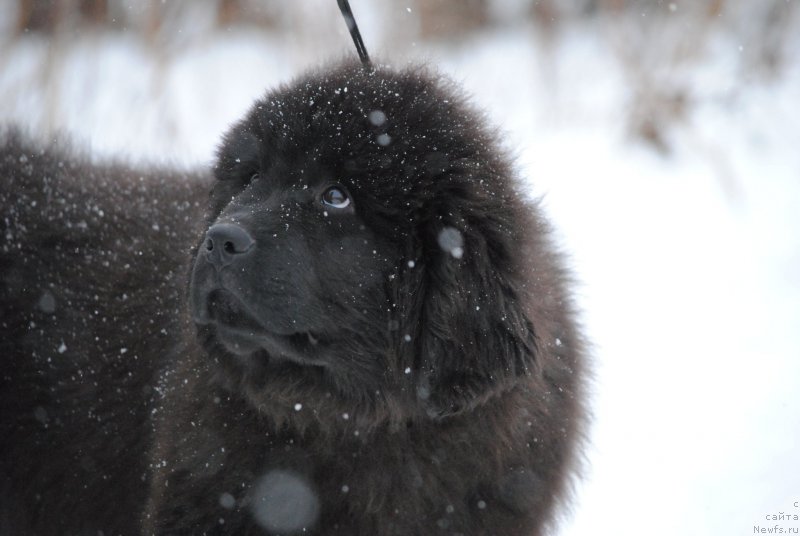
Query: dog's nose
[{"left": 204, "top": 223, "right": 255, "bottom": 268}]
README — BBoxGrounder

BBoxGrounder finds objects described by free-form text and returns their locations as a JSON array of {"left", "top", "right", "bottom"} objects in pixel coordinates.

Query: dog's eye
[
  {"left": 250, "top": 172, "right": 260, "bottom": 182},
  {"left": 321, "top": 186, "right": 350, "bottom": 209}
]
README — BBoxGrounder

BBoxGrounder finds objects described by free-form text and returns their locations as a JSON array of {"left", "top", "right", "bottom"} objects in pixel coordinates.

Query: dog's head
[{"left": 188, "top": 63, "right": 540, "bottom": 425}]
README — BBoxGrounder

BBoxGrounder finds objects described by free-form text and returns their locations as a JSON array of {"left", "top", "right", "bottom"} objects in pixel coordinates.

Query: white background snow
[{"left": 1, "top": 1, "right": 798, "bottom": 534}]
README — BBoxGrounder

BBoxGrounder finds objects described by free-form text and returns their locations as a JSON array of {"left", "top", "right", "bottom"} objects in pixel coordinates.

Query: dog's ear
[{"left": 411, "top": 177, "right": 539, "bottom": 419}]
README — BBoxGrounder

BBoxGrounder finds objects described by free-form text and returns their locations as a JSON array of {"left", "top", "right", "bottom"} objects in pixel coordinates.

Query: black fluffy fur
[{"left": 1, "top": 62, "right": 585, "bottom": 535}]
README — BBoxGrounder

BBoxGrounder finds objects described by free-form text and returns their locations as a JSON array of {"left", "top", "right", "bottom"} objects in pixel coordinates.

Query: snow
[
  {"left": 437, "top": 226, "right": 465, "bottom": 259},
  {"left": 218, "top": 492, "right": 236, "bottom": 510},
  {"left": 368, "top": 109, "right": 387, "bottom": 126},
  {"left": 250, "top": 470, "right": 320, "bottom": 533},
  {"left": 1, "top": 2, "right": 798, "bottom": 534}
]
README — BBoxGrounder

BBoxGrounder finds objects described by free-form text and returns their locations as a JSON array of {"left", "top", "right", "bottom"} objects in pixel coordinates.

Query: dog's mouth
[{"left": 197, "top": 289, "right": 326, "bottom": 364}]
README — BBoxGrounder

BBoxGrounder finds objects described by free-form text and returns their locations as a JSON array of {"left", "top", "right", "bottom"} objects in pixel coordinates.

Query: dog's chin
[
  {"left": 212, "top": 324, "right": 265, "bottom": 356},
  {"left": 192, "top": 288, "right": 329, "bottom": 365},
  {"left": 205, "top": 322, "right": 328, "bottom": 367}
]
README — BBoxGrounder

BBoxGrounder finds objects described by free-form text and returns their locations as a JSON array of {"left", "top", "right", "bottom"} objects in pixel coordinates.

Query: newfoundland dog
[{"left": 0, "top": 61, "right": 585, "bottom": 535}]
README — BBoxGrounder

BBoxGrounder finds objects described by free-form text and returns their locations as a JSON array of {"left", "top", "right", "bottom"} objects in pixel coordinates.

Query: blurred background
[{"left": 1, "top": 1, "right": 798, "bottom": 534}]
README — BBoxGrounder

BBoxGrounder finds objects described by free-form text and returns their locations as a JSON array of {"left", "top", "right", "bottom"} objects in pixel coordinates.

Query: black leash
[{"left": 336, "top": 0, "right": 371, "bottom": 67}]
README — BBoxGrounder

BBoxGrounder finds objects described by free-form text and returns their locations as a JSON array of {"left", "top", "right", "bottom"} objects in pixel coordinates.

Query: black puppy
[{"left": 1, "top": 62, "right": 585, "bottom": 535}]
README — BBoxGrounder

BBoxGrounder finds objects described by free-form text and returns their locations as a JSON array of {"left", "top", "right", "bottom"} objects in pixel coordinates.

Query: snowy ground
[{"left": 1, "top": 1, "right": 798, "bottom": 534}]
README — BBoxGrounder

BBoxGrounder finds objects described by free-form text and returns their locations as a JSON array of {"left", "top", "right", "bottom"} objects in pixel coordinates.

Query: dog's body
[
  {"left": 1, "top": 63, "right": 584, "bottom": 535},
  {"left": 0, "top": 135, "right": 210, "bottom": 533}
]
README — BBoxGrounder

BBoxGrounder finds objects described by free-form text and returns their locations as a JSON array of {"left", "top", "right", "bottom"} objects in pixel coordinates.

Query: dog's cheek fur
[{"left": 410, "top": 192, "right": 538, "bottom": 418}]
